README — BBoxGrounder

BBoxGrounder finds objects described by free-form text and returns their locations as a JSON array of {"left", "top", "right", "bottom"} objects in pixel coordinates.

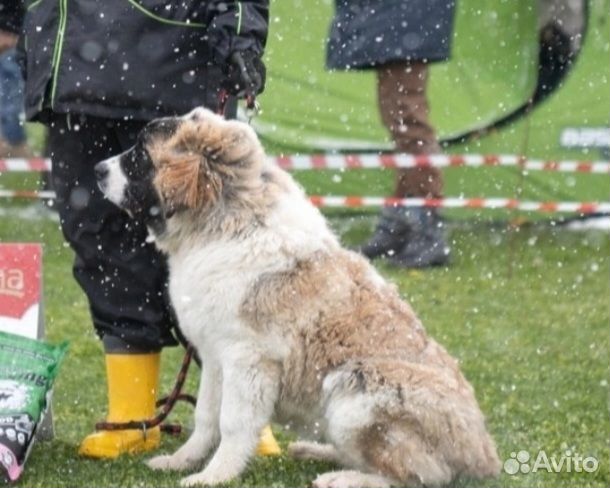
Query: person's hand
[
  {"left": 0, "top": 31, "right": 18, "bottom": 54},
  {"left": 223, "top": 50, "right": 266, "bottom": 98}
]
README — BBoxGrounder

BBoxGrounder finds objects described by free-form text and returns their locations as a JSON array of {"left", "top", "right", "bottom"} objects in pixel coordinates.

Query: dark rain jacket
[
  {"left": 0, "top": 0, "right": 268, "bottom": 121},
  {"left": 327, "top": 0, "right": 456, "bottom": 70}
]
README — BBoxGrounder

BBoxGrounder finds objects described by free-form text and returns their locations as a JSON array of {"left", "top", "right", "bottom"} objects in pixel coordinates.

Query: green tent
[{"left": 255, "top": 0, "right": 609, "bottom": 205}]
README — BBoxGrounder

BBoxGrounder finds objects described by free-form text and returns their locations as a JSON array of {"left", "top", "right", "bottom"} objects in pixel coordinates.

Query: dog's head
[{"left": 95, "top": 107, "right": 264, "bottom": 232}]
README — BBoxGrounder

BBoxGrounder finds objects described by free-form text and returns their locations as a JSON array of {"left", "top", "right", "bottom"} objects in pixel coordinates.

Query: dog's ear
[
  {"left": 153, "top": 151, "right": 222, "bottom": 216},
  {"left": 217, "top": 121, "right": 263, "bottom": 167},
  {"left": 181, "top": 118, "right": 261, "bottom": 168}
]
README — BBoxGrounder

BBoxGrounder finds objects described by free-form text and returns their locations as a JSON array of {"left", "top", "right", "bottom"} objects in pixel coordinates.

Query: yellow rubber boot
[
  {"left": 79, "top": 352, "right": 161, "bottom": 459},
  {"left": 256, "top": 425, "right": 281, "bottom": 456}
]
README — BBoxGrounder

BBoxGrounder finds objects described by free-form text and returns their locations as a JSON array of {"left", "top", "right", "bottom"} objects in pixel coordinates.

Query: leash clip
[
  {"left": 217, "top": 91, "right": 259, "bottom": 124},
  {"left": 217, "top": 89, "right": 230, "bottom": 116},
  {"left": 245, "top": 94, "right": 259, "bottom": 124}
]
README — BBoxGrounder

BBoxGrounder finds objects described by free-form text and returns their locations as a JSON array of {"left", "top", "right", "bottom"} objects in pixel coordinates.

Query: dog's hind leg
[
  {"left": 319, "top": 367, "right": 455, "bottom": 488},
  {"left": 322, "top": 399, "right": 447, "bottom": 487},
  {"left": 148, "top": 360, "right": 222, "bottom": 472},
  {"left": 180, "top": 350, "right": 281, "bottom": 487},
  {"left": 288, "top": 441, "right": 340, "bottom": 463}
]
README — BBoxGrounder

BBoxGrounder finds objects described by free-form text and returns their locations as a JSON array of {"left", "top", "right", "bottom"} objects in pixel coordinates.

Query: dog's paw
[
  {"left": 147, "top": 454, "right": 191, "bottom": 472},
  {"left": 288, "top": 441, "right": 338, "bottom": 462},
  {"left": 313, "top": 471, "right": 393, "bottom": 488},
  {"left": 180, "top": 473, "right": 206, "bottom": 488},
  {"left": 313, "top": 472, "right": 348, "bottom": 488},
  {"left": 288, "top": 441, "right": 312, "bottom": 459},
  {"left": 180, "top": 470, "right": 233, "bottom": 488}
]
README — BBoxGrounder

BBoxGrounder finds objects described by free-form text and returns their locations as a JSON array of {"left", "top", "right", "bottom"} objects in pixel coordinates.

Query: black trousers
[{"left": 47, "top": 114, "right": 177, "bottom": 351}]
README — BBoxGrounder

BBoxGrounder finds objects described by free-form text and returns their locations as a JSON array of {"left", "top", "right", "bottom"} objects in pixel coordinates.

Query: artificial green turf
[{"left": 0, "top": 207, "right": 607, "bottom": 487}]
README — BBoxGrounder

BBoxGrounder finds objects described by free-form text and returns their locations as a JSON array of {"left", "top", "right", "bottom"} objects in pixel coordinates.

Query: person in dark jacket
[
  {"left": 327, "top": 0, "right": 456, "bottom": 268},
  {"left": 0, "top": 0, "right": 280, "bottom": 459}
]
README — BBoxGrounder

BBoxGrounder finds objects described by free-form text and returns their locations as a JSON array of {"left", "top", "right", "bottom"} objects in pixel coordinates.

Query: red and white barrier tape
[
  {"left": 1, "top": 189, "right": 608, "bottom": 214},
  {"left": 1, "top": 154, "right": 610, "bottom": 173},
  {"left": 0, "top": 190, "right": 57, "bottom": 200},
  {"left": 275, "top": 154, "right": 610, "bottom": 173},
  {"left": 309, "top": 196, "right": 610, "bottom": 213},
  {"left": 0, "top": 158, "right": 50, "bottom": 172}
]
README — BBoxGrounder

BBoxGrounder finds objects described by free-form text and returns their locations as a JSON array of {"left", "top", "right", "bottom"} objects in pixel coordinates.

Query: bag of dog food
[{"left": 0, "top": 331, "right": 67, "bottom": 481}]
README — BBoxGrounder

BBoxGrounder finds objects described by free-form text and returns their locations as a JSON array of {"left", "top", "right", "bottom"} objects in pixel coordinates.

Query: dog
[{"left": 95, "top": 107, "right": 501, "bottom": 488}]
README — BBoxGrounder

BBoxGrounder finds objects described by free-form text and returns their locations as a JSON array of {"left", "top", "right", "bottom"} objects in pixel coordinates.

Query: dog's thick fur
[{"left": 96, "top": 108, "right": 501, "bottom": 488}]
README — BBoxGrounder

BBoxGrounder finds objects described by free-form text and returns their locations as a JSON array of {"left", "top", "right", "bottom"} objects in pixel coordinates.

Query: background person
[
  {"left": 0, "top": 15, "right": 33, "bottom": 158},
  {"left": 0, "top": 0, "right": 279, "bottom": 459},
  {"left": 536, "top": 0, "right": 585, "bottom": 102},
  {"left": 0, "top": 46, "right": 34, "bottom": 158},
  {"left": 327, "top": 0, "right": 456, "bottom": 268}
]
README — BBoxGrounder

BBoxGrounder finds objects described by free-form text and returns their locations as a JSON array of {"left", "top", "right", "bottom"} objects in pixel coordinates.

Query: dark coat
[
  {"left": 0, "top": 0, "right": 268, "bottom": 121},
  {"left": 0, "top": 2, "right": 23, "bottom": 33},
  {"left": 327, "top": 0, "right": 456, "bottom": 70}
]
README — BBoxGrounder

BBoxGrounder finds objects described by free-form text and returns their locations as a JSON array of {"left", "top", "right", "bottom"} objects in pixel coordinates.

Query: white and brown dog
[{"left": 95, "top": 108, "right": 501, "bottom": 488}]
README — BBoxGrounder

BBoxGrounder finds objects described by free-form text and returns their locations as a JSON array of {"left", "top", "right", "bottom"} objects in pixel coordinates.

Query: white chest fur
[{"left": 166, "top": 190, "right": 338, "bottom": 359}]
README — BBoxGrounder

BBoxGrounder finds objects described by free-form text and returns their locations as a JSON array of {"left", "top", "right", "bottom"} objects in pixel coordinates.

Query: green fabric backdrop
[{"left": 255, "top": 0, "right": 609, "bottom": 204}]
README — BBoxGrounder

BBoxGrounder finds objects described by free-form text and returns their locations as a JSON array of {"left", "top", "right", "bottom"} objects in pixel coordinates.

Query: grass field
[{"left": 0, "top": 201, "right": 607, "bottom": 487}]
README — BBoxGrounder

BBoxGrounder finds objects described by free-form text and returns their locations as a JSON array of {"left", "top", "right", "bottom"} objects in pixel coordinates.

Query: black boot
[
  {"left": 388, "top": 208, "right": 451, "bottom": 268},
  {"left": 360, "top": 206, "right": 419, "bottom": 259}
]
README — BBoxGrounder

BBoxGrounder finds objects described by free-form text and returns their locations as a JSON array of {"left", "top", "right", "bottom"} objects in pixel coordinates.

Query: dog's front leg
[
  {"left": 180, "top": 347, "right": 279, "bottom": 487},
  {"left": 148, "top": 358, "right": 222, "bottom": 471}
]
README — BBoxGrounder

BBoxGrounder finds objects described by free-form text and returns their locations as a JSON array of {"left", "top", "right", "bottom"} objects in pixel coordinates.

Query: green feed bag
[{"left": 0, "top": 331, "right": 67, "bottom": 481}]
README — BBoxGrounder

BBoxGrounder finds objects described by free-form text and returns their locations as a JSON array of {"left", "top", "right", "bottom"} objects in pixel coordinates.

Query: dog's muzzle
[{"left": 94, "top": 155, "right": 128, "bottom": 206}]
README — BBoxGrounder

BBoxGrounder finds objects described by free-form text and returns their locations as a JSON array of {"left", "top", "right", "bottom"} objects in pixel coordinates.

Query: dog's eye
[{"left": 121, "top": 146, "right": 153, "bottom": 179}]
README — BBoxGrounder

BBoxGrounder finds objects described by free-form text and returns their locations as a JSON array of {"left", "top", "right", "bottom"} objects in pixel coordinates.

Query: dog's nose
[{"left": 94, "top": 162, "right": 109, "bottom": 181}]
